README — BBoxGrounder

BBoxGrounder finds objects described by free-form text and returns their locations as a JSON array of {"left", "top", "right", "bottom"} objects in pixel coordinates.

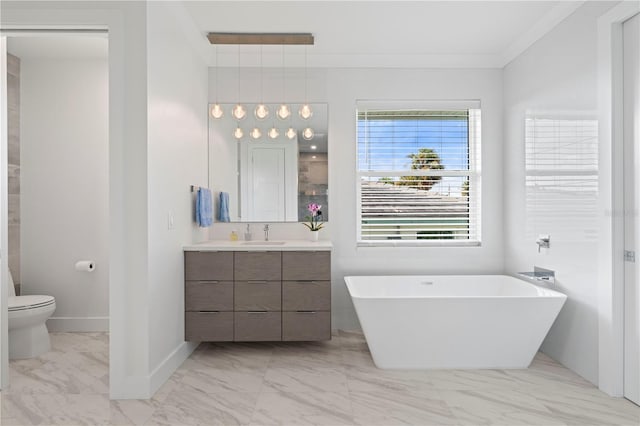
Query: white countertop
[{"left": 183, "top": 240, "right": 333, "bottom": 251}]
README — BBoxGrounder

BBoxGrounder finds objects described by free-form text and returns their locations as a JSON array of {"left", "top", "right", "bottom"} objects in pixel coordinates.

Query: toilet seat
[{"left": 9, "top": 295, "right": 56, "bottom": 312}]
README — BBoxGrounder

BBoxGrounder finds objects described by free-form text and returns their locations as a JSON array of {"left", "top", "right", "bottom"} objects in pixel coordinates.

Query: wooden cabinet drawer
[
  {"left": 234, "top": 312, "right": 281, "bottom": 341},
  {"left": 235, "top": 281, "right": 281, "bottom": 311},
  {"left": 282, "top": 252, "right": 330, "bottom": 280},
  {"left": 185, "top": 281, "right": 233, "bottom": 312},
  {"left": 234, "top": 252, "right": 282, "bottom": 281},
  {"left": 283, "top": 281, "right": 330, "bottom": 311},
  {"left": 185, "top": 311, "right": 233, "bottom": 341},
  {"left": 282, "top": 311, "right": 331, "bottom": 341},
  {"left": 185, "top": 252, "right": 233, "bottom": 281}
]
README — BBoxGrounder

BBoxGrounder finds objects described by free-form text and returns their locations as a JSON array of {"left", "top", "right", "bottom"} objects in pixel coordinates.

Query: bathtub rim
[{"left": 343, "top": 274, "right": 567, "bottom": 300}]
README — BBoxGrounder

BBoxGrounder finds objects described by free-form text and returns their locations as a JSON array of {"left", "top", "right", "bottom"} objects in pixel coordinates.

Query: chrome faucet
[
  {"left": 536, "top": 234, "right": 550, "bottom": 252},
  {"left": 518, "top": 266, "right": 555, "bottom": 284},
  {"left": 263, "top": 224, "right": 270, "bottom": 241}
]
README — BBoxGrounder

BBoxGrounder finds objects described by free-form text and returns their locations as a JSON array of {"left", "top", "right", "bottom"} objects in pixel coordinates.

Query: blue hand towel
[
  {"left": 196, "top": 188, "right": 213, "bottom": 227},
  {"left": 218, "top": 192, "right": 230, "bottom": 222}
]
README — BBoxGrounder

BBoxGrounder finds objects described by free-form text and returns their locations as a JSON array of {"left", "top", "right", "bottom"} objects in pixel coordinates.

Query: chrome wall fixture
[{"left": 208, "top": 32, "right": 316, "bottom": 141}]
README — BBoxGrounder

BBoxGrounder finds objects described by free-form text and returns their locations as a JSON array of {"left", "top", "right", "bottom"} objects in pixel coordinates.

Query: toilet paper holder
[{"left": 75, "top": 261, "right": 96, "bottom": 272}]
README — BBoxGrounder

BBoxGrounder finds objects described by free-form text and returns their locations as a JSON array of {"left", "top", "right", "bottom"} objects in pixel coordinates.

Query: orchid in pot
[{"left": 303, "top": 203, "right": 324, "bottom": 241}]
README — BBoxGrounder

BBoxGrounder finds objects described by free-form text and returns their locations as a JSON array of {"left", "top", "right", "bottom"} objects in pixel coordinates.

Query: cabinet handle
[
  {"left": 201, "top": 280, "right": 220, "bottom": 284},
  {"left": 247, "top": 280, "right": 268, "bottom": 284},
  {"left": 296, "top": 311, "right": 317, "bottom": 314},
  {"left": 247, "top": 311, "right": 268, "bottom": 314},
  {"left": 200, "top": 311, "right": 221, "bottom": 314}
]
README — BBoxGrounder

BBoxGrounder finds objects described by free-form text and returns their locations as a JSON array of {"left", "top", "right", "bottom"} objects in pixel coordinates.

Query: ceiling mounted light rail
[{"left": 207, "top": 32, "right": 314, "bottom": 46}]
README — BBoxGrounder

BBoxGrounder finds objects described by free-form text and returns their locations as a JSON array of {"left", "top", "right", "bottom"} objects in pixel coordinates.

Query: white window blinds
[
  {"left": 525, "top": 113, "right": 598, "bottom": 242},
  {"left": 356, "top": 102, "right": 481, "bottom": 245}
]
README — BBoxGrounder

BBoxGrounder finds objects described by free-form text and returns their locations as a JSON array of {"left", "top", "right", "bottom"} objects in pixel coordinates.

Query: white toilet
[{"left": 7, "top": 271, "right": 56, "bottom": 359}]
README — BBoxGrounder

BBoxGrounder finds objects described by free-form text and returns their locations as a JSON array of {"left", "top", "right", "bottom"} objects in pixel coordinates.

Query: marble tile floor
[{"left": 1, "top": 331, "right": 639, "bottom": 426}]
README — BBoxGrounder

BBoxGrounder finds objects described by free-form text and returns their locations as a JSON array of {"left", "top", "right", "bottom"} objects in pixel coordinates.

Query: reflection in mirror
[
  {"left": 524, "top": 111, "right": 598, "bottom": 242},
  {"left": 209, "top": 103, "right": 328, "bottom": 223}
]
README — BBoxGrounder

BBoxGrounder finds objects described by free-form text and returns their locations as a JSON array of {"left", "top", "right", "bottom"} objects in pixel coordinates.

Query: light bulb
[
  {"left": 254, "top": 104, "right": 269, "bottom": 120},
  {"left": 233, "top": 126, "right": 244, "bottom": 139},
  {"left": 298, "top": 104, "right": 313, "bottom": 120},
  {"left": 232, "top": 104, "right": 247, "bottom": 120},
  {"left": 302, "top": 127, "right": 314, "bottom": 140},
  {"left": 286, "top": 127, "right": 297, "bottom": 140},
  {"left": 268, "top": 127, "right": 280, "bottom": 139},
  {"left": 276, "top": 104, "right": 291, "bottom": 120},
  {"left": 210, "top": 104, "right": 224, "bottom": 119},
  {"left": 250, "top": 127, "right": 262, "bottom": 139}
]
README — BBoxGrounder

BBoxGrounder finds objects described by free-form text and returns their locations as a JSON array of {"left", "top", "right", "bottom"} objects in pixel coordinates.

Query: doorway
[
  {"left": 1, "top": 32, "right": 109, "bottom": 391},
  {"left": 623, "top": 11, "right": 640, "bottom": 406}
]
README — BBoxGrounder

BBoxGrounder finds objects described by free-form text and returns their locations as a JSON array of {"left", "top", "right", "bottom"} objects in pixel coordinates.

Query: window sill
[{"left": 356, "top": 240, "right": 482, "bottom": 248}]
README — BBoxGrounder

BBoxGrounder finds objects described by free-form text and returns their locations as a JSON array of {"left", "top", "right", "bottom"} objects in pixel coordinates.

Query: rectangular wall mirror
[{"left": 208, "top": 103, "right": 328, "bottom": 222}]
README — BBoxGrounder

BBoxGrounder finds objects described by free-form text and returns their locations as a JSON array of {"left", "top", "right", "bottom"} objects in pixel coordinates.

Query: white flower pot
[{"left": 310, "top": 230, "right": 319, "bottom": 242}]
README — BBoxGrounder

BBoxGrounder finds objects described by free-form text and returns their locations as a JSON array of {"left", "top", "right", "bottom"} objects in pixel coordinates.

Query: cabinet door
[
  {"left": 185, "top": 312, "right": 234, "bottom": 341},
  {"left": 282, "top": 252, "right": 330, "bottom": 280},
  {"left": 185, "top": 251, "right": 233, "bottom": 281},
  {"left": 235, "top": 281, "right": 281, "bottom": 311},
  {"left": 282, "top": 311, "right": 331, "bottom": 341},
  {"left": 234, "top": 252, "right": 282, "bottom": 281},
  {"left": 282, "top": 281, "right": 330, "bottom": 311},
  {"left": 234, "top": 312, "right": 281, "bottom": 341},
  {"left": 185, "top": 281, "right": 233, "bottom": 311}
]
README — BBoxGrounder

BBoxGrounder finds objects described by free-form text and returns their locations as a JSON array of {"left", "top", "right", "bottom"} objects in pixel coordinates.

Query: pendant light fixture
[
  {"left": 206, "top": 32, "right": 316, "bottom": 140},
  {"left": 232, "top": 45, "right": 247, "bottom": 121},
  {"left": 302, "top": 127, "right": 314, "bottom": 140},
  {"left": 268, "top": 126, "right": 279, "bottom": 139},
  {"left": 210, "top": 46, "right": 224, "bottom": 119},
  {"left": 254, "top": 46, "right": 269, "bottom": 120},
  {"left": 250, "top": 127, "right": 262, "bottom": 139},
  {"left": 299, "top": 46, "right": 313, "bottom": 120},
  {"left": 276, "top": 45, "right": 291, "bottom": 120}
]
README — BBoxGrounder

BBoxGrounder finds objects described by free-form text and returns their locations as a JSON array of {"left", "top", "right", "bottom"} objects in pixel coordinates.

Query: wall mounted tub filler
[
  {"left": 518, "top": 266, "right": 555, "bottom": 285},
  {"left": 536, "top": 234, "right": 550, "bottom": 252}
]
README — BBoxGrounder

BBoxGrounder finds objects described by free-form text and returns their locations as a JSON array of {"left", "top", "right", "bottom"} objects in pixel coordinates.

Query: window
[{"left": 356, "top": 101, "right": 481, "bottom": 245}]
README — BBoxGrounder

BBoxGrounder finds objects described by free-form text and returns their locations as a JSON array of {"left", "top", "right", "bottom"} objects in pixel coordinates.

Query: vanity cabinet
[
  {"left": 184, "top": 251, "right": 234, "bottom": 341},
  {"left": 281, "top": 251, "right": 331, "bottom": 341},
  {"left": 184, "top": 248, "right": 331, "bottom": 342}
]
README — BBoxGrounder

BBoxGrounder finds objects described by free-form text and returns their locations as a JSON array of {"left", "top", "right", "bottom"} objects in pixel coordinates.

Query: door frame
[
  {"left": 0, "top": 1, "right": 147, "bottom": 398},
  {"left": 0, "top": 35, "right": 9, "bottom": 389},
  {"left": 597, "top": 1, "right": 640, "bottom": 398}
]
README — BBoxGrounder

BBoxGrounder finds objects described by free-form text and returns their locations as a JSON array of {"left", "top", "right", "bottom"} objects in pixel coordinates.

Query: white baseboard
[
  {"left": 109, "top": 342, "right": 198, "bottom": 400},
  {"left": 149, "top": 341, "right": 198, "bottom": 397},
  {"left": 47, "top": 316, "right": 109, "bottom": 332},
  {"left": 110, "top": 375, "right": 152, "bottom": 400}
]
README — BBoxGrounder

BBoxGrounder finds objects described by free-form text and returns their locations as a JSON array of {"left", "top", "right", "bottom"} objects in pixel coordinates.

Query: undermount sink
[{"left": 241, "top": 241, "right": 286, "bottom": 245}]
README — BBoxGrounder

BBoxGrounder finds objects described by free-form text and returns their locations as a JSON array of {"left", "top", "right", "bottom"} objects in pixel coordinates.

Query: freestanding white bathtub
[{"left": 344, "top": 275, "right": 566, "bottom": 370}]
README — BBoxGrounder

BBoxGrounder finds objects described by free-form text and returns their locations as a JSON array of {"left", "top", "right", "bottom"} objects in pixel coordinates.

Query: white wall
[
  {"left": 503, "top": 1, "right": 616, "bottom": 386},
  {"left": 20, "top": 57, "right": 109, "bottom": 331},
  {"left": 146, "top": 1, "right": 209, "bottom": 393},
  {"left": 208, "top": 66, "right": 504, "bottom": 330}
]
